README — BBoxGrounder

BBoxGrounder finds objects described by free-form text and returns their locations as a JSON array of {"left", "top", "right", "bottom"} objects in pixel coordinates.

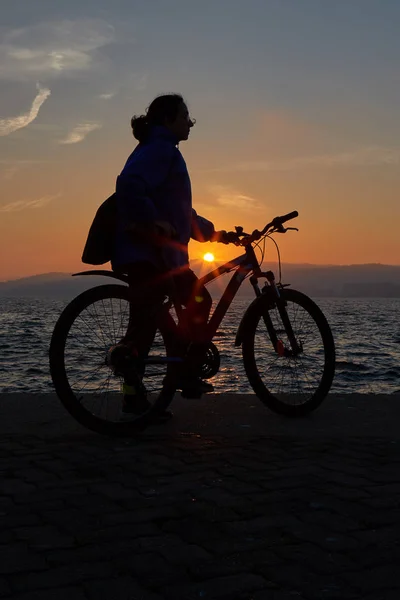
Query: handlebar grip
[{"left": 275, "top": 211, "right": 298, "bottom": 224}]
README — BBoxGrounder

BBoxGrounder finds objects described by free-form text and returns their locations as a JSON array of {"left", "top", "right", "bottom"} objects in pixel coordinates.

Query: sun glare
[{"left": 203, "top": 252, "right": 215, "bottom": 262}]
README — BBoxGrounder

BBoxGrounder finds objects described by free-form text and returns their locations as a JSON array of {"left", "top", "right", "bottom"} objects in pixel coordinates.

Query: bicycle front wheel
[
  {"left": 241, "top": 289, "right": 335, "bottom": 416},
  {"left": 49, "top": 284, "right": 177, "bottom": 435}
]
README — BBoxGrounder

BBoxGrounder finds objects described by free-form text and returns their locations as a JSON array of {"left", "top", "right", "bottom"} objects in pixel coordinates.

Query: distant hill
[
  {"left": 1, "top": 264, "right": 400, "bottom": 299},
  {"left": 0, "top": 272, "right": 119, "bottom": 299}
]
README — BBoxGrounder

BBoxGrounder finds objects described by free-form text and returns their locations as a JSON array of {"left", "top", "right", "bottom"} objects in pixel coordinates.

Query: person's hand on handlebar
[{"left": 211, "top": 230, "right": 241, "bottom": 245}]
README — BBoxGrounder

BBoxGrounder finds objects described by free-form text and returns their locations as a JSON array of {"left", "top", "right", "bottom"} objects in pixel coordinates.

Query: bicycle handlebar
[
  {"left": 272, "top": 210, "right": 298, "bottom": 227},
  {"left": 233, "top": 210, "right": 298, "bottom": 245}
]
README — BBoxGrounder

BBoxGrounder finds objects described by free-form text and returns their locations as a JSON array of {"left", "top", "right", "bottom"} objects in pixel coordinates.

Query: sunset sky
[{"left": 1, "top": 0, "right": 399, "bottom": 281}]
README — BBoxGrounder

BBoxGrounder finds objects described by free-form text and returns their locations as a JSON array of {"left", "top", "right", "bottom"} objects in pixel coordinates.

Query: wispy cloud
[
  {"left": 0, "top": 19, "right": 114, "bottom": 80},
  {"left": 98, "top": 92, "right": 116, "bottom": 100},
  {"left": 213, "top": 146, "right": 400, "bottom": 173},
  {"left": 0, "top": 84, "right": 50, "bottom": 136},
  {"left": 59, "top": 123, "right": 101, "bottom": 144},
  {"left": 0, "top": 193, "right": 61, "bottom": 213},
  {"left": 208, "top": 185, "right": 262, "bottom": 211}
]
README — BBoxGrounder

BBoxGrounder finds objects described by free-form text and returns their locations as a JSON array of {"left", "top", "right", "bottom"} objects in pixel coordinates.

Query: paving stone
[
  {"left": 158, "top": 542, "right": 212, "bottom": 566},
  {"left": 116, "top": 551, "right": 189, "bottom": 587},
  {"left": 0, "top": 576, "right": 11, "bottom": 598},
  {"left": 340, "top": 565, "right": 400, "bottom": 591},
  {"left": 85, "top": 576, "right": 163, "bottom": 600},
  {"left": 12, "top": 587, "right": 87, "bottom": 600},
  {"left": 15, "top": 468, "right": 55, "bottom": 483},
  {"left": 89, "top": 483, "right": 143, "bottom": 501},
  {"left": 100, "top": 504, "right": 181, "bottom": 525},
  {"left": 189, "top": 552, "right": 281, "bottom": 582},
  {"left": 75, "top": 521, "right": 160, "bottom": 545},
  {"left": 350, "top": 527, "right": 400, "bottom": 545},
  {"left": 164, "top": 573, "right": 268, "bottom": 599},
  {"left": 0, "top": 511, "right": 42, "bottom": 531},
  {"left": 162, "top": 517, "right": 225, "bottom": 544},
  {"left": 48, "top": 539, "right": 139, "bottom": 566},
  {"left": 0, "top": 480, "right": 36, "bottom": 495},
  {"left": 14, "top": 525, "right": 75, "bottom": 549},
  {"left": 0, "top": 543, "right": 48, "bottom": 574},
  {"left": 11, "top": 561, "right": 113, "bottom": 592}
]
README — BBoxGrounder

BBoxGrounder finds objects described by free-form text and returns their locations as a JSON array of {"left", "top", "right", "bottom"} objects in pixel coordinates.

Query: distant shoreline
[{"left": 1, "top": 264, "right": 400, "bottom": 299}]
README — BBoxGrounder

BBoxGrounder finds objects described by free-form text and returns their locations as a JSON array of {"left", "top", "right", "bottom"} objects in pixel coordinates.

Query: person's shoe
[{"left": 179, "top": 377, "right": 214, "bottom": 399}]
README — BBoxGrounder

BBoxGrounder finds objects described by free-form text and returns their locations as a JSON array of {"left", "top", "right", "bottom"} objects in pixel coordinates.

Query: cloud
[
  {"left": 0, "top": 19, "right": 114, "bottom": 80},
  {"left": 0, "top": 84, "right": 50, "bottom": 136},
  {"left": 98, "top": 92, "right": 116, "bottom": 100},
  {"left": 0, "top": 193, "right": 61, "bottom": 213},
  {"left": 209, "top": 185, "right": 262, "bottom": 211},
  {"left": 215, "top": 146, "right": 400, "bottom": 173},
  {"left": 59, "top": 122, "right": 101, "bottom": 144}
]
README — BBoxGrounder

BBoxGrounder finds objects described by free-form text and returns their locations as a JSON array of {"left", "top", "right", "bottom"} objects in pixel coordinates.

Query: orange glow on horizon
[{"left": 1, "top": 136, "right": 400, "bottom": 281}]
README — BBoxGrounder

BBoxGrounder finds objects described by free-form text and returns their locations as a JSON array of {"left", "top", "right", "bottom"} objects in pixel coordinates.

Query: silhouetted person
[{"left": 110, "top": 94, "right": 232, "bottom": 419}]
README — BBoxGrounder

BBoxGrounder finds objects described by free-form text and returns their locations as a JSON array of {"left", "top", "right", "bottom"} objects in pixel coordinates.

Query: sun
[{"left": 203, "top": 252, "right": 215, "bottom": 262}]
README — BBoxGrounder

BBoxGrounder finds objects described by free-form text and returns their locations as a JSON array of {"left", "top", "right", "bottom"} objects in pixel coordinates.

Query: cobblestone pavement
[{"left": 0, "top": 393, "right": 399, "bottom": 599}]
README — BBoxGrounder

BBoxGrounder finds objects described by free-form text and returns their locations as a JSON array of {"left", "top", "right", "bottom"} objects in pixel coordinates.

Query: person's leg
[
  {"left": 123, "top": 262, "right": 166, "bottom": 358},
  {"left": 109, "top": 262, "right": 172, "bottom": 417},
  {"left": 174, "top": 269, "right": 212, "bottom": 342},
  {"left": 173, "top": 269, "right": 214, "bottom": 394}
]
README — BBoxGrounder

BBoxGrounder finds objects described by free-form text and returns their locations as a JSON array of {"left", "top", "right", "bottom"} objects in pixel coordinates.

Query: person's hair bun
[{"left": 131, "top": 115, "right": 150, "bottom": 142}]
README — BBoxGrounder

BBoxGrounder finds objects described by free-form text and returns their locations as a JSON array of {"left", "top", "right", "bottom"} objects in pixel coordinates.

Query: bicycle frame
[
  {"left": 73, "top": 243, "right": 287, "bottom": 350},
  {"left": 197, "top": 245, "right": 302, "bottom": 360},
  {"left": 196, "top": 245, "right": 265, "bottom": 340},
  {"left": 157, "top": 244, "right": 286, "bottom": 355}
]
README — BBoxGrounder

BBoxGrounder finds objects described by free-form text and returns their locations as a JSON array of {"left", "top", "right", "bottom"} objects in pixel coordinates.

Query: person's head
[{"left": 131, "top": 94, "right": 195, "bottom": 143}]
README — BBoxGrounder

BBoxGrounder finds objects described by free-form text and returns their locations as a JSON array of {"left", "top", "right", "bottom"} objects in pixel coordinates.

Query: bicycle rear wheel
[
  {"left": 241, "top": 289, "right": 335, "bottom": 416},
  {"left": 49, "top": 284, "right": 177, "bottom": 435}
]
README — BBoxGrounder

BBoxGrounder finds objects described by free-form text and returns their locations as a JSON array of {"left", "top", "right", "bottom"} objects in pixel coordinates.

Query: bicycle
[{"left": 49, "top": 211, "right": 336, "bottom": 436}]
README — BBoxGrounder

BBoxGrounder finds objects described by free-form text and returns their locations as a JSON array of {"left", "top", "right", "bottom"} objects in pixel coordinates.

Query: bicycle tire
[
  {"left": 241, "top": 288, "right": 335, "bottom": 416},
  {"left": 49, "top": 284, "right": 177, "bottom": 436}
]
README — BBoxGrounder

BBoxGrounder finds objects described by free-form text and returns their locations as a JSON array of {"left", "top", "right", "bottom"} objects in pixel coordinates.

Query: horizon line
[{"left": 2, "top": 262, "right": 400, "bottom": 283}]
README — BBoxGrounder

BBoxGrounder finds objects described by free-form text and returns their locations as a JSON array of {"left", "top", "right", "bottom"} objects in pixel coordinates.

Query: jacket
[{"left": 112, "top": 125, "right": 215, "bottom": 271}]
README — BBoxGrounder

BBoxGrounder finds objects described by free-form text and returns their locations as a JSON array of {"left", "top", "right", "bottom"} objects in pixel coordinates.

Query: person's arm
[
  {"left": 191, "top": 209, "right": 238, "bottom": 244},
  {"left": 191, "top": 209, "right": 216, "bottom": 242}
]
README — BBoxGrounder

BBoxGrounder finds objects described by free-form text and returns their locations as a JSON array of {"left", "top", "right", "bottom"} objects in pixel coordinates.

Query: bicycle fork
[{"left": 263, "top": 271, "right": 303, "bottom": 358}]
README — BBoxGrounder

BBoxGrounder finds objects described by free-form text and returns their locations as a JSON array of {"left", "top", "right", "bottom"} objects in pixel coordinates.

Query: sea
[{"left": 1, "top": 296, "right": 400, "bottom": 395}]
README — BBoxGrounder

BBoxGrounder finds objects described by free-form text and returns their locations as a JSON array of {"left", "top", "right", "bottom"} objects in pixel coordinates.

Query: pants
[{"left": 121, "top": 262, "right": 212, "bottom": 357}]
